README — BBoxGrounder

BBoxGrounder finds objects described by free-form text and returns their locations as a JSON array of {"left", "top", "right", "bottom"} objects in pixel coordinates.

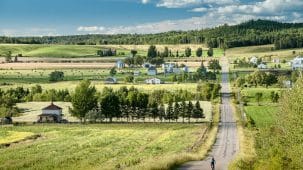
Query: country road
[{"left": 178, "top": 57, "right": 239, "bottom": 170}]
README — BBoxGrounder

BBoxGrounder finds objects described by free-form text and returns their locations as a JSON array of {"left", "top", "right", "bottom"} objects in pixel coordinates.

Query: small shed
[
  {"left": 257, "top": 63, "right": 267, "bottom": 69},
  {"left": 250, "top": 56, "right": 258, "bottom": 64},
  {"left": 147, "top": 66, "right": 157, "bottom": 76},
  {"left": 105, "top": 77, "right": 117, "bottom": 84},
  {"left": 38, "top": 102, "right": 63, "bottom": 123},
  {"left": 145, "top": 78, "right": 162, "bottom": 84},
  {"left": 116, "top": 60, "right": 125, "bottom": 69}
]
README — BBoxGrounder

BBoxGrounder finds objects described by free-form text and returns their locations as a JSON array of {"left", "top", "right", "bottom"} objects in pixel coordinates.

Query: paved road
[{"left": 178, "top": 57, "right": 239, "bottom": 170}]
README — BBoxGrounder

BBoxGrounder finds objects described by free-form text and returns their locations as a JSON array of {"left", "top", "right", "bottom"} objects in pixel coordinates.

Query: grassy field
[
  {"left": 226, "top": 45, "right": 303, "bottom": 59},
  {"left": 0, "top": 124, "right": 210, "bottom": 170},
  {"left": 241, "top": 87, "right": 282, "bottom": 103},
  {"left": 244, "top": 105, "right": 278, "bottom": 128},
  {"left": 0, "top": 44, "right": 223, "bottom": 58}
]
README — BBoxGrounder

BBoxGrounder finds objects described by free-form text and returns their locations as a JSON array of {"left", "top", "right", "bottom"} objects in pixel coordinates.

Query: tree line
[
  {"left": 70, "top": 80, "right": 220, "bottom": 123},
  {"left": 1, "top": 20, "right": 303, "bottom": 49}
]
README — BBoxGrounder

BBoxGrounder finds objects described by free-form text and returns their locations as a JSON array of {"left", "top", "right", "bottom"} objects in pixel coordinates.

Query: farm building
[
  {"left": 250, "top": 56, "right": 258, "bottom": 64},
  {"left": 105, "top": 77, "right": 117, "bottom": 84},
  {"left": 145, "top": 78, "right": 163, "bottom": 84},
  {"left": 0, "top": 117, "right": 12, "bottom": 125},
  {"left": 290, "top": 56, "right": 303, "bottom": 70},
  {"left": 133, "top": 70, "right": 140, "bottom": 76},
  {"left": 38, "top": 102, "right": 63, "bottom": 123},
  {"left": 183, "top": 66, "right": 189, "bottom": 73},
  {"left": 116, "top": 60, "right": 125, "bottom": 69},
  {"left": 147, "top": 66, "right": 157, "bottom": 76},
  {"left": 257, "top": 63, "right": 267, "bottom": 69}
]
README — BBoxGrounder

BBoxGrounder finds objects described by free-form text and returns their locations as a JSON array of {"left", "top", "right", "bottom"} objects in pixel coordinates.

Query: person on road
[{"left": 210, "top": 157, "right": 216, "bottom": 170}]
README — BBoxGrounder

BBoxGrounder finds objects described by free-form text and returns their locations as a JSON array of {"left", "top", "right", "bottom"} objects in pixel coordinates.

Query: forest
[{"left": 1, "top": 20, "right": 303, "bottom": 50}]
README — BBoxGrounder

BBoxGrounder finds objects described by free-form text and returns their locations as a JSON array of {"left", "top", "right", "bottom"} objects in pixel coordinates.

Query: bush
[{"left": 49, "top": 71, "right": 64, "bottom": 82}]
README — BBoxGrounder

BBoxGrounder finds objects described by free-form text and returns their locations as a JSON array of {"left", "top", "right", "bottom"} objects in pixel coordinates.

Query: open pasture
[
  {"left": 0, "top": 44, "right": 223, "bottom": 58},
  {"left": 0, "top": 124, "right": 209, "bottom": 170}
]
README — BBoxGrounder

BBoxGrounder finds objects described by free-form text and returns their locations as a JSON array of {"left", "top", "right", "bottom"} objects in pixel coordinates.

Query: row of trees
[
  {"left": 70, "top": 81, "right": 209, "bottom": 123},
  {"left": 1, "top": 20, "right": 303, "bottom": 49},
  {"left": 235, "top": 70, "right": 278, "bottom": 87}
]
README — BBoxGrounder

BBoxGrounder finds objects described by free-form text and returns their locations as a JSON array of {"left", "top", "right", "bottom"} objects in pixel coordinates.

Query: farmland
[
  {"left": 0, "top": 124, "right": 211, "bottom": 170},
  {"left": 0, "top": 44, "right": 223, "bottom": 59}
]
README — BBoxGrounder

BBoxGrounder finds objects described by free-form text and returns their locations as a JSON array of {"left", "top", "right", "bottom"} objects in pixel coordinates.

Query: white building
[
  {"left": 291, "top": 56, "right": 303, "bottom": 70},
  {"left": 147, "top": 66, "right": 157, "bottom": 76},
  {"left": 116, "top": 60, "right": 125, "bottom": 69},
  {"left": 38, "top": 102, "right": 63, "bottom": 123},
  {"left": 104, "top": 77, "right": 117, "bottom": 84},
  {"left": 257, "top": 63, "right": 267, "bottom": 69},
  {"left": 133, "top": 70, "right": 140, "bottom": 76},
  {"left": 250, "top": 56, "right": 258, "bottom": 64},
  {"left": 182, "top": 66, "right": 189, "bottom": 73},
  {"left": 145, "top": 78, "right": 162, "bottom": 84}
]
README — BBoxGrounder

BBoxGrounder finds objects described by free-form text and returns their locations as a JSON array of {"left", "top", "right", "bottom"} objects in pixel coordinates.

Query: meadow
[
  {"left": 0, "top": 124, "right": 211, "bottom": 170},
  {"left": 0, "top": 44, "right": 223, "bottom": 58}
]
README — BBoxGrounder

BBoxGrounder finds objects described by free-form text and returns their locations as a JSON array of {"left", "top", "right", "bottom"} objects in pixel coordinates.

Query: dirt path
[{"left": 178, "top": 56, "right": 239, "bottom": 170}]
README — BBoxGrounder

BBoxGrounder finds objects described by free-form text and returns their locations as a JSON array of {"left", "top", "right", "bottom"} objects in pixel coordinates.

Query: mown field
[
  {"left": 0, "top": 124, "right": 209, "bottom": 170},
  {"left": 0, "top": 44, "right": 223, "bottom": 58},
  {"left": 226, "top": 45, "right": 303, "bottom": 59}
]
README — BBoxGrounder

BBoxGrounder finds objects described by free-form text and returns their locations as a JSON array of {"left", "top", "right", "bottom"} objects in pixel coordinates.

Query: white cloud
[
  {"left": 190, "top": 7, "right": 208, "bottom": 12},
  {"left": 77, "top": 26, "right": 99, "bottom": 32},
  {"left": 0, "top": 28, "right": 59, "bottom": 36},
  {"left": 141, "top": 0, "right": 149, "bottom": 4},
  {"left": 156, "top": 0, "right": 201, "bottom": 8}
]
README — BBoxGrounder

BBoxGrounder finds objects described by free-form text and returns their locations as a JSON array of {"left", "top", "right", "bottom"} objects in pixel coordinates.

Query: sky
[{"left": 0, "top": 0, "right": 303, "bottom": 36}]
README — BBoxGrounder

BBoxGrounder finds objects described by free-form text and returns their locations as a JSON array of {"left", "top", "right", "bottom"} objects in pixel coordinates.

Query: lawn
[
  {"left": 241, "top": 87, "right": 283, "bottom": 103},
  {"left": 244, "top": 105, "right": 278, "bottom": 128},
  {"left": 0, "top": 124, "right": 209, "bottom": 170}
]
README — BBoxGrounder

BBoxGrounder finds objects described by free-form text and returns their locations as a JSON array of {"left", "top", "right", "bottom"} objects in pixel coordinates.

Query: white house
[
  {"left": 133, "top": 70, "right": 140, "bottom": 76},
  {"left": 182, "top": 66, "right": 189, "bottom": 73},
  {"left": 104, "top": 77, "right": 117, "bottom": 84},
  {"left": 38, "top": 102, "right": 63, "bottom": 123},
  {"left": 291, "top": 56, "right": 303, "bottom": 70},
  {"left": 257, "top": 63, "right": 267, "bottom": 69},
  {"left": 147, "top": 66, "right": 157, "bottom": 76},
  {"left": 250, "top": 56, "right": 258, "bottom": 64},
  {"left": 145, "top": 78, "right": 162, "bottom": 84},
  {"left": 116, "top": 60, "right": 125, "bottom": 69}
]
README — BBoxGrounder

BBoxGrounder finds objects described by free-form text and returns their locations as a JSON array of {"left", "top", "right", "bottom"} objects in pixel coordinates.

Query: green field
[
  {"left": 0, "top": 124, "right": 208, "bottom": 170},
  {"left": 244, "top": 105, "right": 278, "bottom": 128},
  {"left": 0, "top": 44, "right": 223, "bottom": 58},
  {"left": 241, "top": 87, "right": 283, "bottom": 103}
]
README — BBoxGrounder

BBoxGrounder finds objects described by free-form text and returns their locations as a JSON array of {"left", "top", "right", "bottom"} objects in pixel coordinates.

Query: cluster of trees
[
  {"left": 123, "top": 55, "right": 144, "bottom": 67},
  {"left": 96, "top": 48, "right": 116, "bottom": 57},
  {"left": 70, "top": 81, "right": 207, "bottom": 123},
  {"left": 2, "top": 20, "right": 303, "bottom": 49},
  {"left": 235, "top": 70, "right": 278, "bottom": 87},
  {"left": 253, "top": 77, "right": 303, "bottom": 169},
  {"left": 49, "top": 71, "right": 64, "bottom": 82}
]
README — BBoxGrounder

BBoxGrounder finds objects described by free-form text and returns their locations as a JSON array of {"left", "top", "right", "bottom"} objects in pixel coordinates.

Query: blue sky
[{"left": 0, "top": 0, "right": 303, "bottom": 36}]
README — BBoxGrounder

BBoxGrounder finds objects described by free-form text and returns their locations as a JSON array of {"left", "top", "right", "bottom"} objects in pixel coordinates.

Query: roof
[
  {"left": 148, "top": 66, "right": 157, "bottom": 71},
  {"left": 42, "top": 102, "right": 62, "bottom": 110}
]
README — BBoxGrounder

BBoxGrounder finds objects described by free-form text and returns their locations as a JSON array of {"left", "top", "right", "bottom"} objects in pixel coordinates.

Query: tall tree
[
  {"left": 185, "top": 47, "right": 191, "bottom": 57},
  {"left": 207, "top": 47, "right": 214, "bottom": 57},
  {"left": 147, "top": 45, "right": 157, "bottom": 59},
  {"left": 196, "top": 48, "right": 203, "bottom": 57},
  {"left": 130, "top": 49, "right": 137, "bottom": 58},
  {"left": 100, "top": 91, "right": 121, "bottom": 122},
  {"left": 70, "top": 80, "right": 98, "bottom": 122}
]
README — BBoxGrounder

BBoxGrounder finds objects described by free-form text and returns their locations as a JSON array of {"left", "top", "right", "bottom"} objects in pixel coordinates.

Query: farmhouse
[
  {"left": 183, "top": 66, "right": 189, "bottom": 73},
  {"left": 290, "top": 56, "right": 303, "bottom": 70},
  {"left": 38, "top": 102, "right": 62, "bottom": 123},
  {"left": 105, "top": 77, "right": 117, "bottom": 84},
  {"left": 116, "top": 60, "right": 125, "bottom": 69},
  {"left": 133, "top": 70, "right": 140, "bottom": 76},
  {"left": 257, "top": 63, "right": 267, "bottom": 69},
  {"left": 147, "top": 66, "right": 157, "bottom": 76},
  {"left": 145, "top": 78, "right": 163, "bottom": 84},
  {"left": 250, "top": 56, "right": 258, "bottom": 64}
]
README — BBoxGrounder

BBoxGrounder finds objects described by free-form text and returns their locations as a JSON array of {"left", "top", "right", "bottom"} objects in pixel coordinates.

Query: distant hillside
[{"left": 1, "top": 19, "right": 303, "bottom": 49}]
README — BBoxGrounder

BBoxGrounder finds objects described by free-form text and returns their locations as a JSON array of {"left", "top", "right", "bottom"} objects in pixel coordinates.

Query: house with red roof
[{"left": 38, "top": 102, "right": 63, "bottom": 123}]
